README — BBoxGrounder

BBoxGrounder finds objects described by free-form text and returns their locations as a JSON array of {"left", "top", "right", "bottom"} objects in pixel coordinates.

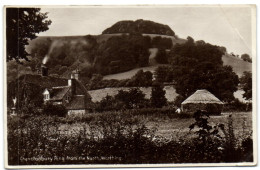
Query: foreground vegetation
[{"left": 8, "top": 110, "right": 253, "bottom": 165}]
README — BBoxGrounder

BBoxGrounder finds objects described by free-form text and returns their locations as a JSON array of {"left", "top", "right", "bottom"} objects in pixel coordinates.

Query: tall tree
[
  {"left": 169, "top": 37, "right": 238, "bottom": 102},
  {"left": 155, "top": 66, "right": 173, "bottom": 83},
  {"left": 240, "top": 71, "right": 252, "bottom": 100},
  {"left": 6, "top": 8, "right": 51, "bottom": 62},
  {"left": 151, "top": 83, "right": 167, "bottom": 108},
  {"left": 115, "top": 88, "right": 145, "bottom": 109},
  {"left": 155, "top": 48, "right": 168, "bottom": 64}
]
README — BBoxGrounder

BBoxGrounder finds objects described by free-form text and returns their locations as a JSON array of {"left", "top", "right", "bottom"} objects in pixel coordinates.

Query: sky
[{"left": 39, "top": 5, "right": 254, "bottom": 56}]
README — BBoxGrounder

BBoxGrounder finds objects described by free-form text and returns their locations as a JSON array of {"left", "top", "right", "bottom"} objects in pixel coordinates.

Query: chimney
[
  {"left": 68, "top": 73, "right": 76, "bottom": 95},
  {"left": 41, "top": 64, "right": 48, "bottom": 76}
]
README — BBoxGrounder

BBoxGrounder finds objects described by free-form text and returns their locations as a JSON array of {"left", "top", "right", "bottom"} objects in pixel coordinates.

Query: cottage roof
[
  {"left": 74, "top": 80, "right": 92, "bottom": 100},
  {"left": 66, "top": 95, "right": 85, "bottom": 110},
  {"left": 21, "top": 74, "right": 68, "bottom": 88},
  {"left": 181, "top": 89, "right": 223, "bottom": 105},
  {"left": 50, "top": 86, "right": 70, "bottom": 101}
]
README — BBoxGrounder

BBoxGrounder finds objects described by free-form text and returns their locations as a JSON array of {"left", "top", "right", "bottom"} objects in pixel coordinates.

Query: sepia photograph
[{"left": 4, "top": 5, "right": 256, "bottom": 168}]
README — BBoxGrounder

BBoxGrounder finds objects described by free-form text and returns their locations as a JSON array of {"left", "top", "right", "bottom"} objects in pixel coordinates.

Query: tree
[
  {"left": 128, "top": 69, "right": 153, "bottom": 87},
  {"left": 187, "top": 36, "right": 194, "bottom": 44},
  {"left": 155, "top": 48, "right": 168, "bottom": 64},
  {"left": 6, "top": 8, "right": 51, "bottom": 62},
  {"left": 173, "top": 95, "right": 185, "bottom": 107},
  {"left": 150, "top": 83, "right": 167, "bottom": 108},
  {"left": 7, "top": 80, "right": 44, "bottom": 110},
  {"left": 155, "top": 65, "right": 173, "bottom": 83},
  {"left": 241, "top": 54, "right": 252, "bottom": 63},
  {"left": 218, "top": 46, "right": 227, "bottom": 54},
  {"left": 87, "top": 74, "right": 103, "bottom": 89},
  {"left": 174, "top": 62, "right": 239, "bottom": 102},
  {"left": 96, "top": 95, "right": 119, "bottom": 112},
  {"left": 94, "top": 34, "right": 150, "bottom": 74},
  {"left": 169, "top": 40, "right": 238, "bottom": 102},
  {"left": 115, "top": 88, "right": 145, "bottom": 109},
  {"left": 240, "top": 71, "right": 252, "bottom": 100}
]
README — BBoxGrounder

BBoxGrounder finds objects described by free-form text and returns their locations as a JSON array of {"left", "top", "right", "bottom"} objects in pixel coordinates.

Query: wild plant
[{"left": 188, "top": 110, "right": 224, "bottom": 162}]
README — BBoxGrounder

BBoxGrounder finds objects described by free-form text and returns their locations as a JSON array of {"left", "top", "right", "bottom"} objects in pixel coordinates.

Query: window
[
  {"left": 66, "top": 94, "right": 70, "bottom": 102},
  {"left": 44, "top": 94, "right": 49, "bottom": 100}
]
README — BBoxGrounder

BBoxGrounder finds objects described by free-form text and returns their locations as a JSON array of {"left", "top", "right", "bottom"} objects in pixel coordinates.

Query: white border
[{"left": 1, "top": 1, "right": 259, "bottom": 170}]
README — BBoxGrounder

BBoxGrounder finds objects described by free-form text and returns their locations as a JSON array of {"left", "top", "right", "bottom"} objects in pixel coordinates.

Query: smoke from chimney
[
  {"left": 42, "top": 40, "right": 60, "bottom": 64},
  {"left": 42, "top": 55, "right": 49, "bottom": 64}
]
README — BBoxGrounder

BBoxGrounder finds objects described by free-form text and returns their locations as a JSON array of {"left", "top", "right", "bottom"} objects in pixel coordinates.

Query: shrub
[
  {"left": 223, "top": 99, "right": 251, "bottom": 112},
  {"left": 189, "top": 110, "right": 224, "bottom": 162},
  {"left": 95, "top": 95, "right": 124, "bottom": 112},
  {"left": 173, "top": 95, "right": 185, "bottom": 107},
  {"left": 115, "top": 88, "right": 146, "bottom": 109},
  {"left": 150, "top": 84, "right": 167, "bottom": 108},
  {"left": 42, "top": 103, "right": 67, "bottom": 117},
  {"left": 155, "top": 48, "right": 168, "bottom": 64}
]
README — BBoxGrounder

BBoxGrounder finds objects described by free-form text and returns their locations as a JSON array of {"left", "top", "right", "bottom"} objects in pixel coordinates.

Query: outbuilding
[{"left": 181, "top": 89, "right": 223, "bottom": 115}]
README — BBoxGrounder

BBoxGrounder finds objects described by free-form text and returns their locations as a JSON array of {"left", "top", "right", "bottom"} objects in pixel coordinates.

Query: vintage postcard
[{"left": 4, "top": 5, "right": 257, "bottom": 168}]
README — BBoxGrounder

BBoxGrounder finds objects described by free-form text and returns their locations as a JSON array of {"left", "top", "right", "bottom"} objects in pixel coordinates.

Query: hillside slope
[
  {"left": 222, "top": 54, "right": 252, "bottom": 77},
  {"left": 103, "top": 54, "right": 252, "bottom": 80}
]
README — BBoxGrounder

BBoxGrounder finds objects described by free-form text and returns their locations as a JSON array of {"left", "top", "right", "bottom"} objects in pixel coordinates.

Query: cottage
[
  {"left": 181, "top": 89, "right": 223, "bottom": 115},
  {"left": 41, "top": 65, "right": 93, "bottom": 115}
]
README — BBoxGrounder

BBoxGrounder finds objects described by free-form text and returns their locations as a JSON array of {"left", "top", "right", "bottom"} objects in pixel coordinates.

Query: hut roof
[{"left": 181, "top": 89, "right": 223, "bottom": 105}]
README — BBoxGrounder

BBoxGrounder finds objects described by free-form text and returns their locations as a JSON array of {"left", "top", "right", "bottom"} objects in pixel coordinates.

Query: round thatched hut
[{"left": 181, "top": 89, "right": 223, "bottom": 115}]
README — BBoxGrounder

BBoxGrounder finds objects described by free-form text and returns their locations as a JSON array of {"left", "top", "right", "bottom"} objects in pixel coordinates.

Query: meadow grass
[{"left": 7, "top": 110, "right": 253, "bottom": 165}]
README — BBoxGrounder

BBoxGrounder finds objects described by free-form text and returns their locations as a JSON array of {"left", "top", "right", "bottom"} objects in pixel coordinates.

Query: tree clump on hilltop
[
  {"left": 102, "top": 19, "right": 176, "bottom": 36},
  {"left": 241, "top": 54, "right": 252, "bottom": 63}
]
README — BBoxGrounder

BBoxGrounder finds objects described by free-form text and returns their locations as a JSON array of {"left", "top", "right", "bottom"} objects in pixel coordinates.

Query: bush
[
  {"left": 223, "top": 99, "right": 251, "bottom": 112},
  {"left": 42, "top": 103, "right": 67, "bottom": 117},
  {"left": 173, "top": 95, "right": 185, "bottom": 107},
  {"left": 95, "top": 95, "right": 124, "bottom": 112},
  {"left": 155, "top": 48, "right": 168, "bottom": 64},
  {"left": 150, "top": 84, "right": 167, "bottom": 108},
  {"left": 115, "top": 88, "right": 146, "bottom": 109}
]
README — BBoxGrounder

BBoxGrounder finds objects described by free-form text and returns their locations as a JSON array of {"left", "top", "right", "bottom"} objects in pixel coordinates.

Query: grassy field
[
  {"left": 58, "top": 111, "right": 252, "bottom": 140},
  {"left": 146, "top": 112, "right": 252, "bottom": 139},
  {"left": 88, "top": 85, "right": 178, "bottom": 102},
  {"left": 8, "top": 110, "right": 253, "bottom": 164},
  {"left": 222, "top": 54, "right": 252, "bottom": 77}
]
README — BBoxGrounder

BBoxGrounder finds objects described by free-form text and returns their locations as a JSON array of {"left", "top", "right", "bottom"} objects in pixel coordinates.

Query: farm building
[
  {"left": 42, "top": 65, "right": 93, "bottom": 116},
  {"left": 8, "top": 63, "right": 93, "bottom": 116},
  {"left": 181, "top": 89, "right": 223, "bottom": 115}
]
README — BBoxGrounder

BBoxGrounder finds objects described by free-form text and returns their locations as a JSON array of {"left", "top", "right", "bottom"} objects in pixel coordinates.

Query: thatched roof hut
[{"left": 181, "top": 89, "right": 223, "bottom": 115}]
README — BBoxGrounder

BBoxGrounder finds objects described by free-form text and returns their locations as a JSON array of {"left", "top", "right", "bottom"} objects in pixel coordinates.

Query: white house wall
[{"left": 68, "top": 109, "right": 86, "bottom": 116}]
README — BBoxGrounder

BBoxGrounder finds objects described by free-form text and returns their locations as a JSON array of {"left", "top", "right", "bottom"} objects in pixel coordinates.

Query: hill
[
  {"left": 102, "top": 19, "right": 176, "bottom": 36},
  {"left": 22, "top": 19, "right": 251, "bottom": 85},
  {"left": 222, "top": 54, "right": 252, "bottom": 77},
  {"left": 103, "top": 54, "right": 252, "bottom": 80}
]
